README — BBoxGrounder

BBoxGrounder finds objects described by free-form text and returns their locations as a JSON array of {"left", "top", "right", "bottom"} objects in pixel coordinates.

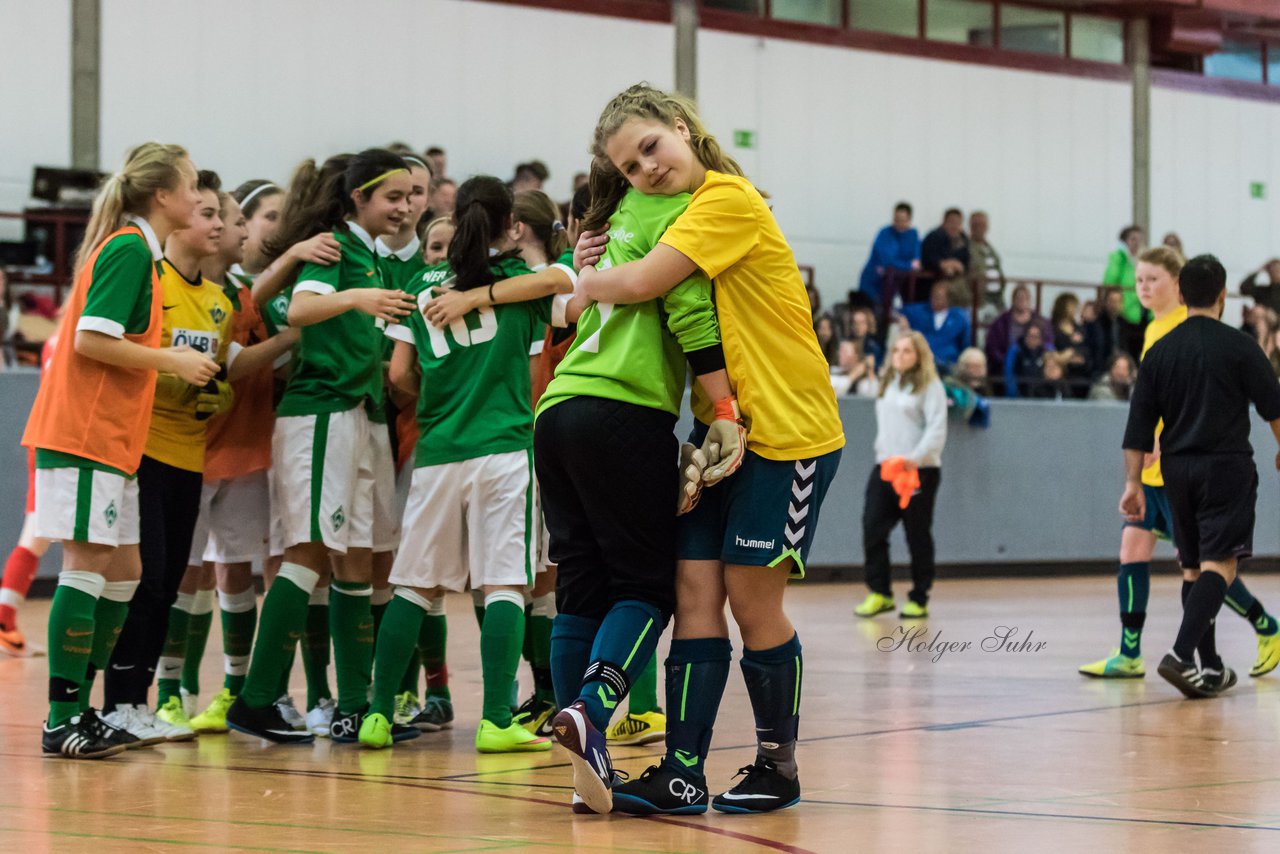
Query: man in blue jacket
[
  {"left": 902, "top": 280, "right": 971, "bottom": 372},
  {"left": 859, "top": 202, "right": 920, "bottom": 303}
]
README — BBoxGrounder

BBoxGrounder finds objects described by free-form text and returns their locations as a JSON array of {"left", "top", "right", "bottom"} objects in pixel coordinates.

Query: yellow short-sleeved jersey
[
  {"left": 144, "top": 260, "right": 233, "bottom": 472},
  {"left": 1140, "top": 304, "right": 1188, "bottom": 488},
  {"left": 660, "top": 171, "right": 844, "bottom": 461}
]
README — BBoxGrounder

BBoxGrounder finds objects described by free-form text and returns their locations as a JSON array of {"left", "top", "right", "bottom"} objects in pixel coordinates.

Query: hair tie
[
  {"left": 239, "top": 183, "right": 276, "bottom": 209},
  {"left": 551, "top": 221, "right": 565, "bottom": 233},
  {"left": 357, "top": 168, "right": 408, "bottom": 193}
]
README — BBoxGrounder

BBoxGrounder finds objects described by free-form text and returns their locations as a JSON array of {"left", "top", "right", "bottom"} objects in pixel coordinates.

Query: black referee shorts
[
  {"left": 534, "top": 395, "right": 678, "bottom": 621},
  {"left": 1162, "top": 454, "right": 1258, "bottom": 569}
]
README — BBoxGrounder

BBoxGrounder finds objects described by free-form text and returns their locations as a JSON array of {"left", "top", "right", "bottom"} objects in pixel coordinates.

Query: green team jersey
[
  {"left": 536, "top": 190, "right": 719, "bottom": 418},
  {"left": 388, "top": 254, "right": 551, "bottom": 467},
  {"left": 376, "top": 235, "right": 427, "bottom": 291},
  {"left": 277, "top": 222, "right": 388, "bottom": 420}
]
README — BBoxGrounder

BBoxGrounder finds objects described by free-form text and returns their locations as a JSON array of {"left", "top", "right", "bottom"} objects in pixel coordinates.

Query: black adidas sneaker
[
  {"left": 83, "top": 708, "right": 142, "bottom": 750},
  {"left": 1199, "top": 666, "right": 1238, "bottom": 696},
  {"left": 42, "top": 715, "right": 127, "bottom": 759},
  {"left": 1156, "top": 652, "right": 1211, "bottom": 699},
  {"left": 613, "top": 764, "right": 708, "bottom": 815},
  {"left": 711, "top": 758, "right": 801, "bottom": 814}
]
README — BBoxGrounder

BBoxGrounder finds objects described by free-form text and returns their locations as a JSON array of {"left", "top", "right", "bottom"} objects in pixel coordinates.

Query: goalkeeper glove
[
  {"left": 677, "top": 442, "right": 708, "bottom": 515},
  {"left": 700, "top": 396, "right": 746, "bottom": 486},
  {"left": 195, "top": 366, "right": 233, "bottom": 421}
]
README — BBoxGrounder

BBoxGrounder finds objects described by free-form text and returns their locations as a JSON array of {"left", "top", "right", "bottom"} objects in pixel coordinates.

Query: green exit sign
[
  {"left": 733, "top": 130, "right": 756, "bottom": 149},
  {"left": 1251, "top": 181, "right": 1266, "bottom": 200}
]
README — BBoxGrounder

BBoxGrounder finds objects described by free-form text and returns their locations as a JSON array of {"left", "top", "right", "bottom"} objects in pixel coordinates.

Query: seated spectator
[
  {"left": 838, "top": 337, "right": 879, "bottom": 396},
  {"left": 921, "top": 208, "right": 971, "bottom": 306},
  {"left": 1242, "top": 258, "right": 1280, "bottom": 315},
  {"left": 1004, "top": 324, "right": 1049, "bottom": 398},
  {"left": 830, "top": 288, "right": 877, "bottom": 340},
  {"left": 1030, "top": 359, "right": 1068, "bottom": 400},
  {"left": 1088, "top": 352, "right": 1136, "bottom": 401},
  {"left": 843, "top": 306, "right": 883, "bottom": 368},
  {"left": 858, "top": 202, "right": 920, "bottom": 305},
  {"left": 806, "top": 282, "right": 823, "bottom": 323},
  {"left": 1103, "top": 225, "right": 1146, "bottom": 357},
  {"left": 815, "top": 314, "right": 840, "bottom": 367},
  {"left": 901, "top": 280, "right": 971, "bottom": 372},
  {"left": 968, "top": 210, "right": 1005, "bottom": 319},
  {"left": 985, "top": 284, "right": 1053, "bottom": 383},
  {"left": 1082, "top": 287, "right": 1123, "bottom": 375},
  {"left": 1050, "top": 293, "right": 1090, "bottom": 395},
  {"left": 953, "top": 346, "right": 990, "bottom": 397},
  {"left": 511, "top": 160, "right": 549, "bottom": 193}
]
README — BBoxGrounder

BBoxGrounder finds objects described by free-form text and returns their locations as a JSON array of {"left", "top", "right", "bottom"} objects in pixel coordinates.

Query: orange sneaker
[{"left": 0, "top": 626, "right": 27, "bottom": 657}]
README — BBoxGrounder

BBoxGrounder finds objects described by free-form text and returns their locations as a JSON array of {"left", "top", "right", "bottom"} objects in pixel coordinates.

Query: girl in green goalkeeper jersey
[{"left": 225, "top": 149, "right": 418, "bottom": 744}]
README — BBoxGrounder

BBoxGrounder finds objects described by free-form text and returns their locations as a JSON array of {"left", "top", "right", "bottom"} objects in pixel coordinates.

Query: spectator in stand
[
  {"left": 1032, "top": 360, "right": 1068, "bottom": 400},
  {"left": 815, "top": 315, "right": 840, "bottom": 368},
  {"left": 901, "top": 280, "right": 970, "bottom": 372},
  {"left": 1242, "top": 258, "right": 1280, "bottom": 315},
  {"left": 805, "top": 282, "right": 823, "bottom": 323},
  {"left": 1162, "top": 232, "right": 1184, "bottom": 256},
  {"left": 1050, "top": 293, "right": 1090, "bottom": 396},
  {"left": 572, "top": 172, "right": 589, "bottom": 191},
  {"left": 424, "top": 146, "right": 447, "bottom": 179},
  {"left": 921, "top": 208, "right": 971, "bottom": 307},
  {"left": 1083, "top": 287, "right": 1123, "bottom": 376},
  {"left": 1088, "top": 352, "right": 1136, "bottom": 401},
  {"left": 427, "top": 177, "right": 456, "bottom": 220},
  {"left": 1103, "top": 225, "right": 1146, "bottom": 357},
  {"left": 1004, "top": 324, "right": 1049, "bottom": 398},
  {"left": 511, "top": 160, "right": 549, "bottom": 193},
  {"left": 857, "top": 202, "right": 920, "bottom": 306},
  {"left": 843, "top": 306, "right": 883, "bottom": 369},
  {"left": 954, "top": 346, "right": 990, "bottom": 397},
  {"left": 985, "top": 284, "right": 1053, "bottom": 385},
  {"left": 967, "top": 210, "right": 1005, "bottom": 314},
  {"left": 838, "top": 338, "right": 879, "bottom": 396}
]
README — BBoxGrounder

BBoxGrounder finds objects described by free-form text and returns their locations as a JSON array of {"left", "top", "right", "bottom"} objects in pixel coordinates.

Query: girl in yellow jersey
[
  {"left": 24, "top": 143, "right": 215, "bottom": 759},
  {"left": 575, "top": 84, "right": 844, "bottom": 815}
]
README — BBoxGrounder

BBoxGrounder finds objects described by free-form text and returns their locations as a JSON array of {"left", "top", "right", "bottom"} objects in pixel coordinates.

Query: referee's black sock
[
  {"left": 1173, "top": 573, "right": 1228, "bottom": 663},
  {"left": 1196, "top": 619, "right": 1223, "bottom": 671}
]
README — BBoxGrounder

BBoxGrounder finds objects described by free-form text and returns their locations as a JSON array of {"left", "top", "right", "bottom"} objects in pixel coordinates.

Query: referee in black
[{"left": 1121, "top": 254, "right": 1280, "bottom": 698}]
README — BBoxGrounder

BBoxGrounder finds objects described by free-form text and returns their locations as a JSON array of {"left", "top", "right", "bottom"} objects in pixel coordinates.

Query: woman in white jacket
[{"left": 855, "top": 332, "right": 947, "bottom": 619}]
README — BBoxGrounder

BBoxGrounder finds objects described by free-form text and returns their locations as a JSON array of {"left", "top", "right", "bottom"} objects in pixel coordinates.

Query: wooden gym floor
[{"left": 3, "top": 575, "right": 1280, "bottom": 853}]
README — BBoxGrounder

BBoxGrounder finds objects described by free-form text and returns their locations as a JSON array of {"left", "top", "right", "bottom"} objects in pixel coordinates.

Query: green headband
[{"left": 357, "top": 168, "right": 407, "bottom": 193}]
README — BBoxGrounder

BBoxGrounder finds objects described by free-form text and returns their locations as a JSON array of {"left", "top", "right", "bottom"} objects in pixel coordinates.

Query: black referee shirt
[{"left": 1123, "top": 316, "right": 1280, "bottom": 457}]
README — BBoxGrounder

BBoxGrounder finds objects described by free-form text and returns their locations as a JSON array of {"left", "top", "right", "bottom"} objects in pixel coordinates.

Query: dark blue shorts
[
  {"left": 1124, "top": 483, "right": 1174, "bottom": 543},
  {"left": 677, "top": 423, "right": 841, "bottom": 578}
]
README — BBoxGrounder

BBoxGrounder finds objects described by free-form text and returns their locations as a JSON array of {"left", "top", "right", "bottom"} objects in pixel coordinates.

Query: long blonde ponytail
[{"left": 75, "top": 142, "right": 189, "bottom": 274}]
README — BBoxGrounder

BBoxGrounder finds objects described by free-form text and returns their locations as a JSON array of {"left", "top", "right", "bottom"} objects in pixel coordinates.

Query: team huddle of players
[{"left": 14, "top": 84, "right": 848, "bottom": 817}]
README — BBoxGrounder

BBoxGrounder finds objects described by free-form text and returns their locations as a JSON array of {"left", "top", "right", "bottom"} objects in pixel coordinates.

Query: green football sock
[
  {"left": 370, "top": 593, "right": 426, "bottom": 719},
  {"left": 530, "top": 595, "right": 555, "bottom": 705},
  {"left": 82, "top": 583, "right": 135, "bottom": 713},
  {"left": 480, "top": 591, "right": 525, "bottom": 728},
  {"left": 419, "top": 604, "right": 450, "bottom": 700},
  {"left": 330, "top": 580, "right": 374, "bottom": 715},
  {"left": 399, "top": 647, "right": 421, "bottom": 696},
  {"left": 240, "top": 563, "right": 317, "bottom": 709},
  {"left": 47, "top": 572, "right": 103, "bottom": 726},
  {"left": 181, "top": 590, "right": 215, "bottom": 697},
  {"left": 629, "top": 653, "right": 660, "bottom": 715},
  {"left": 219, "top": 588, "right": 257, "bottom": 695},
  {"left": 156, "top": 597, "right": 193, "bottom": 707},
  {"left": 302, "top": 595, "right": 333, "bottom": 708}
]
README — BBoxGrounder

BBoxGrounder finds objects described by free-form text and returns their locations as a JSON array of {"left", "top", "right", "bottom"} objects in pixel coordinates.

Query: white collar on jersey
[
  {"left": 230, "top": 263, "right": 248, "bottom": 276},
  {"left": 375, "top": 234, "right": 421, "bottom": 261},
  {"left": 127, "top": 215, "right": 164, "bottom": 261},
  {"left": 345, "top": 220, "right": 376, "bottom": 253}
]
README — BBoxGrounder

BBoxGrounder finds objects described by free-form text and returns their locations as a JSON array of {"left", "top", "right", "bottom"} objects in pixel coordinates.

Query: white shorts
[
  {"left": 268, "top": 466, "right": 284, "bottom": 558},
  {"left": 390, "top": 449, "right": 536, "bottom": 592},
  {"left": 188, "top": 470, "right": 271, "bottom": 565},
  {"left": 273, "top": 407, "right": 400, "bottom": 554},
  {"left": 33, "top": 466, "right": 140, "bottom": 547}
]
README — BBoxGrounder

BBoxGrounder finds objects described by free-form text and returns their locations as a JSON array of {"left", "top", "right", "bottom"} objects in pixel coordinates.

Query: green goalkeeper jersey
[{"left": 536, "top": 189, "right": 720, "bottom": 419}]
